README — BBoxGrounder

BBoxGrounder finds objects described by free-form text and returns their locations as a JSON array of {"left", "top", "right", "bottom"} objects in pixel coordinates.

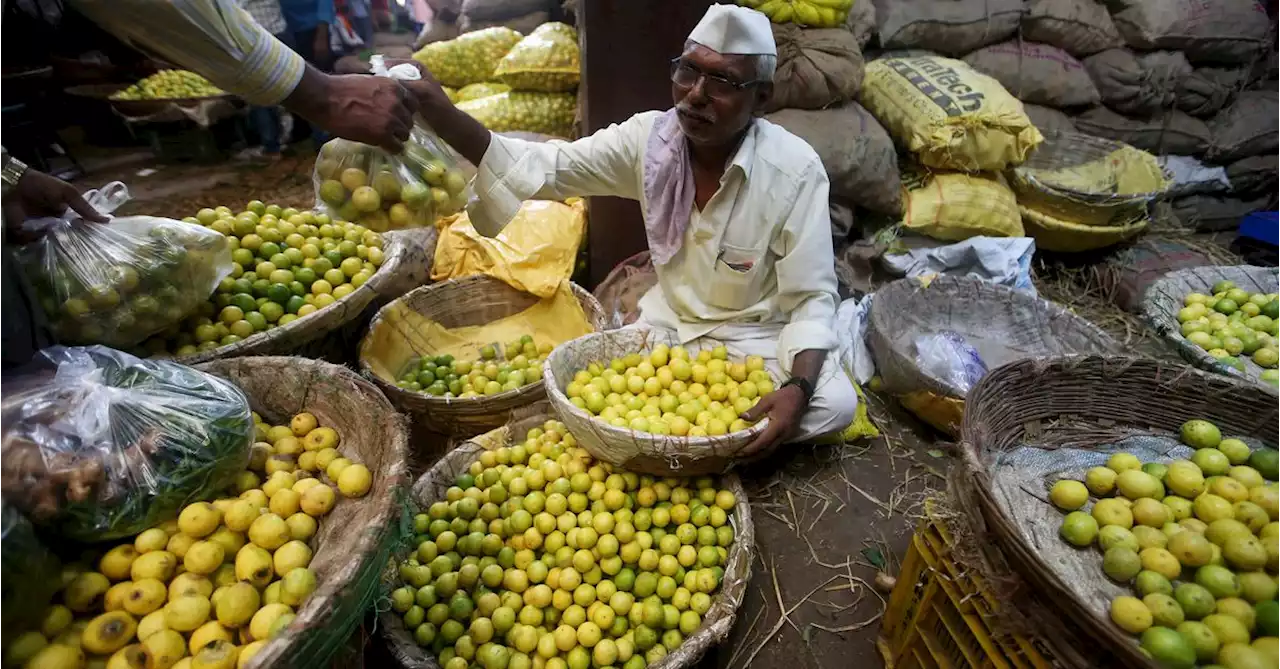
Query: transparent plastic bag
[
  {"left": 1, "top": 503, "right": 60, "bottom": 641},
  {"left": 914, "top": 331, "right": 988, "bottom": 393},
  {"left": 413, "top": 26, "right": 524, "bottom": 87},
  {"left": 313, "top": 57, "right": 473, "bottom": 230},
  {"left": 494, "top": 22, "right": 581, "bottom": 92},
  {"left": 0, "top": 346, "right": 254, "bottom": 542},
  {"left": 456, "top": 81, "right": 512, "bottom": 102},
  {"left": 16, "top": 182, "right": 233, "bottom": 350},
  {"left": 456, "top": 91, "right": 578, "bottom": 138}
]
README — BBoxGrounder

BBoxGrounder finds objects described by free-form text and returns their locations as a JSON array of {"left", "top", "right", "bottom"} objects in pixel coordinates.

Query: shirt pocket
[{"left": 707, "top": 243, "right": 766, "bottom": 311}]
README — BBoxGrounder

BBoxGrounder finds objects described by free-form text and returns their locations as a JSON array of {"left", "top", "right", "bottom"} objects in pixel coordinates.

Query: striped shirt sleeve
[{"left": 69, "top": 0, "right": 307, "bottom": 106}]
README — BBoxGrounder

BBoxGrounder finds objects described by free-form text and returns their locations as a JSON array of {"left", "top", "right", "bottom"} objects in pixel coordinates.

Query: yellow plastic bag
[
  {"left": 361, "top": 281, "right": 594, "bottom": 381},
  {"left": 815, "top": 377, "right": 880, "bottom": 444},
  {"left": 433, "top": 199, "right": 586, "bottom": 298},
  {"left": 859, "top": 56, "right": 1043, "bottom": 172},
  {"left": 901, "top": 167, "right": 1023, "bottom": 241},
  {"left": 456, "top": 82, "right": 512, "bottom": 102},
  {"left": 494, "top": 22, "right": 581, "bottom": 92},
  {"left": 455, "top": 91, "right": 578, "bottom": 138},
  {"left": 413, "top": 27, "right": 523, "bottom": 87}
]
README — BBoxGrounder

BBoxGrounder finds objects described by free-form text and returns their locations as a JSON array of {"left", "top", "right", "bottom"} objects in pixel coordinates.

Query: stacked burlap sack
[
  {"left": 1057, "top": 0, "right": 1280, "bottom": 231},
  {"left": 737, "top": 1, "right": 902, "bottom": 242},
  {"left": 414, "top": 22, "right": 580, "bottom": 138}
]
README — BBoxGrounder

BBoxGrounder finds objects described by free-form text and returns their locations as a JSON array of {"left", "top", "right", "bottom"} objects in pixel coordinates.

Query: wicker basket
[
  {"left": 1141, "top": 264, "right": 1279, "bottom": 391},
  {"left": 380, "top": 407, "right": 755, "bottom": 669},
  {"left": 181, "top": 228, "right": 436, "bottom": 365},
  {"left": 543, "top": 329, "right": 778, "bottom": 476},
  {"left": 360, "top": 275, "right": 608, "bottom": 437},
  {"left": 958, "top": 355, "right": 1279, "bottom": 669},
  {"left": 1019, "top": 205, "right": 1150, "bottom": 253},
  {"left": 195, "top": 357, "right": 410, "bottom": 669},
  {"left": 868, "top": 276, "right": 1122, "bottom": 435},
  {"left": 1007, "top": 132, "right": 1169, "bottom": 228}
]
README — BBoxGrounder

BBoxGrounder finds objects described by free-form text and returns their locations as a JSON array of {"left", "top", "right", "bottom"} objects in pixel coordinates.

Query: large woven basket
[
  {"left": 359, "top": 275, "right": 608, "bottom": 437},
  {"left": 195, "top": 357, "right": 410, "bottom": 669},
  {"left": 181, "top": 227, "right": 436, "bottom": 365},
  {"left": 380, "top": 406, "right": 755, "bottom": 669},
  {"left": 868, "top": 276, "right": 1122, "bottom": 434},
  {"left": 1141, "top": 264, "right": 1279, "bottom": 391},
  {"left": 543, "top": 329, "right": 778, "bottom": 476},
  {"left": 958, "top": 355, "right": 1279, "bottom": 669},
  {"left": 1019, "top": 205, "right": 1150, "bottom": 253}
]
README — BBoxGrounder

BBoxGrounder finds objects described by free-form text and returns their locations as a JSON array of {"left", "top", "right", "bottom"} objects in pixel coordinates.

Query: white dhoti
[{"left": 629, "top": 317, "right": 856, "bottom": 443}]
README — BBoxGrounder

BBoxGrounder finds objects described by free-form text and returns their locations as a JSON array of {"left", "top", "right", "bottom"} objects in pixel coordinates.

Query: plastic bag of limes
[
  {"left": 413, "top": 27, "right": 524, "bottom": 88},
  {"left": 456, "top": 91, "right": 579, "bottom": 138},
  {"left": 16, "top": 181, "right": 233, "bottom": 350},
  {"left": 313, "top": 57, "right": 474, "bottom": 231},
  {"left": 494, "top": 22, "right": 581, "bottom": 92}
]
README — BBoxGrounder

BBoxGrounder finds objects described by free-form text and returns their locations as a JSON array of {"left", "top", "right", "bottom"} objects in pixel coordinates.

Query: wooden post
[{"left": 578, "top": 0, "right": 715, "bottom": 288}]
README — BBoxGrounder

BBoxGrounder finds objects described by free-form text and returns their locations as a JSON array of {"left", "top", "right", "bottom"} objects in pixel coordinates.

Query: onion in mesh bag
[
  {"left": 413, "top": 27, "right": 523, "bottom": 87},
  {"left": 494, "top": 22, "right": 581, "bottom": 92},
  {"left": 0, "top": 346, "right": 253, "bottom": 542},
  {"left": 456, "top": 91, "right": 578, "bottom": 138}
]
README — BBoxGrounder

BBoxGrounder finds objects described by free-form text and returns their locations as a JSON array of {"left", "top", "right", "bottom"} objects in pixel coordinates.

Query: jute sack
[
  {"left": 1226, "top": 154, "right": 1279, "bottom": 197},
  {"left": 1171, "top": 194, "right": 1274, "bottom": 231},
  {"left": 460, "top": 0, "right": 548, "bottom": 22},
  {"left": 846, "top": 0, "right": 876, "bottom": 49},
  {"left": 1085, "top": 49, "right": 1233, "bottom": 117},
  {"left": 459, "top": 11, "right": 550, "bottom": 35},
  {"left": 1073, "top": 107, "right": 1211, "bottom": 156},
  {"left": 766, "top": 24, "right": 865, "bottom": 112},
  {"left": 1024, "top": 103, "right": 1078, "bottom": 135},
  {"left": 873, "top": 0, "right": 1022, "bottom": 56},
  {"left": 962, "top": 41, "right": 1100, "bottom": 108},
  {"left": 900, "top": 167, "right": 1024, "bottom": 241},
  {"left": 1021, "top": 0, "right": 1123, "bottom": 57},
  {"left": 1207, "top": 89, "right": 1279, "bottom": 164},
  {"left": 765, "top": 102, "right": 903, "bottom": 215},
  {"left": 1108, "top": 0, "right": 1272, "bottom": 65},
  {"left": 859, "top": 56, "right": 1043, "bottom": 172}
]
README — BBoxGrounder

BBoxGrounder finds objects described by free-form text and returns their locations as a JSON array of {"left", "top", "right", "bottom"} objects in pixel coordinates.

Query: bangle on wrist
[{"left": 2, "top": 156, "right": 29, "bottom": 197}]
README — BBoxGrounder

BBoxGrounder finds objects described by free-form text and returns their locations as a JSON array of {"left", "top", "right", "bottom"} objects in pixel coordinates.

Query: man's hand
[
  {"left": 385, "top": 59, "right": 493, "bottom": 166},
  {"left": 285, "top": 66, "right": 418, "bottom": 153},
  {"left": 3, "top": 170, "right": 107, "bottom": 243},
  {"left": 738, "top": 383, "right": 807, "bottom": 458}
]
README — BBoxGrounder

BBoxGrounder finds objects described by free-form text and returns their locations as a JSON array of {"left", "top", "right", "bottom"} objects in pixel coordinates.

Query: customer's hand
[
  {"left": 383, "top": 59, "right": 454, "bottom": 112},
  {"left": 738, "top": 383, "right": 807, "bottom": 458},
  {"left": 3, "top": 169, "right": 107, "bottom": 243},
  {"left": 295, "top": 72, "right": 420, "bottom": 153}
]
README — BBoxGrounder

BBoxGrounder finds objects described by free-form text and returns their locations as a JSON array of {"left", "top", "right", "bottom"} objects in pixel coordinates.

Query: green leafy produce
[
  {"left": 0, "top": 346, "right": 253, "bottom": 542},
  {"left": 0, "top": 504, "right": 60, "bottom": 641}
]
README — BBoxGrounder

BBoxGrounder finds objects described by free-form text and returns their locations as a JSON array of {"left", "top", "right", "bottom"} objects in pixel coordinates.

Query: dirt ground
[{"left": 65, "top": 138, "right": 1238, "bottom": 669}]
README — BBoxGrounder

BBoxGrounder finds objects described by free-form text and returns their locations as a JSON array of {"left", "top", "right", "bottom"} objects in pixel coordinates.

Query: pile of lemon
[
  {"left": 566, "top": 344, "right": 774, "bottom": 438},
  {"left": 111, "top": 70, "right": 224, "bottom": 100},
  {"left": 388, "top": 420, "right": 738, "bottom": 669},
  {"left": 1050, "top": 419, "right": 1279, "bottom": 669},
  {"left": 144, "top": 202, "right": 386, "bottom": 358},
  {"left": 1176, "top": 280, "right": 1280, "bottom": 382},
  {"left": 398, "top": 335, "right": 552, "bottom": 398},
  {"left": 6, "top": 412, "right": 373, "bottom": 669}
]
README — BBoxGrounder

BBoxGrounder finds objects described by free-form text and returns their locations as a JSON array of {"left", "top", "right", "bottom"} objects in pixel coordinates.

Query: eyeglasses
[{"left": 670, "top": 58, "right": 758, "bottom": 100}]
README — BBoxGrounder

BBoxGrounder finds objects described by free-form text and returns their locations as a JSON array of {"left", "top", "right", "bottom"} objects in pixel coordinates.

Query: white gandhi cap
[{"left": 687, "top": 4, "right": 777, "bottom": 56}]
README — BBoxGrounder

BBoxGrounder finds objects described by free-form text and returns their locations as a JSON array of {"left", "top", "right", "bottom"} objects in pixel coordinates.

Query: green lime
[
  {"left": 338, "top": 240, "right": 359, "bottom": 257},
  {"left": 418, "top": 370, "right": 436, "bottom": 386},
  {"left": 232, "top": 248, "right": 255, "bottom": 266},
  {"left": 289, "top": 281, "right": 307, "bottom": 297},
  {"left": 1140, "top": 627, "right": 1196, "bottom": 669},
  {"left": 229, "top": 319, "right": 255, "bottom": 338},
  {"left": 245, "top": 311, "right": 267, "bottom": 331},
  {"left": 293, "top": 267, "right": 317, "bottom": 285},
  {"left": 251, "top": 279, "right": 271, "bottom": 298},
  {"left": 1258, "top": 600, "right": 1279, "bottom": 637},
  {"left": 311, "top": 257, "right": 333, "bottom": 274},
  {"left": 278, "top": 313, "right": 298, "bottom": 325},
  {"left": 1248, "top": 448, "right": 1278, "bottom": 481},
  {"left": 324, "top": 250, "right": 344, "bottom": 268},
  {"left": 231, "top": 293, "right": 257, "bottom": 313},
  {"left": 284, "top": 247, "right": 305, "bottom": 266},
  {"left": 269, "top": 252, "right": 291, "bottom": 268},
  {"left": 241, "top": 271, "right": 258, "bottom": 284},
  {"left": 260, "top": 241, "right": 282, "bottom": 258},
  {"left": 267, "top": 283, "right": 292, "bottom": 304},
  {"left": 286, "top": 295, "right": 307, "bottom": 314},
  {"left": 220, "top": 334, "right": 241, "bottom": 345}
]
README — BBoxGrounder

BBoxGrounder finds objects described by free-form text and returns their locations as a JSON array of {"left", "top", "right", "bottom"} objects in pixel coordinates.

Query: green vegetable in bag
[
  {"left": 0, "top": 504, "right": 60, "bottom": 643},
  {"left": 494, "top": 22, "right": 581, "bottom": 92},
  {"left": 456, "top": 91, "right": 578, "bottom": 138},
  {"left": 413, "top": 27, "right": 523, "bottom": 87}
]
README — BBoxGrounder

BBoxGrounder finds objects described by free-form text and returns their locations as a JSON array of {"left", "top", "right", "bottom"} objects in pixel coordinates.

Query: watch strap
[
  {"left": 2, "top": 156, "right": 28, "bottom": 198},
  {"left": 781, "top": 377, "right": 814, "bottom": 403}
]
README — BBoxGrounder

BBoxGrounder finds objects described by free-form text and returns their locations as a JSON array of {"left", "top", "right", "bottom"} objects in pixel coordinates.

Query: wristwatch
[
  {"left": 2, "top": 155, "right": 28, "bottom": 198},
  {"left": 781, "top": 377, "right": 815, "bottom": 404}
]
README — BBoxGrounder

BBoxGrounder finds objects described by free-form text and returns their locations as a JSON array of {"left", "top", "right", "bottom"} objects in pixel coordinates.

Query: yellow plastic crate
[{"left": 878, "top": 505, "right": 1059, "bottom": 669}]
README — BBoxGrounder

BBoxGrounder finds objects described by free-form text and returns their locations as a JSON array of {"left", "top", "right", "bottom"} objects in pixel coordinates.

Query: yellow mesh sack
[
  {"left": 901, "top": 167, "right": 1024, "bottom": 241},
  {"left": 413, "top": 27, "right": 523, "bottom": 88},
  {"left": 860, "top": 56, "right": 1043, "bottom": 172},
  {"left": 494, "top": 23, "right": 581, "bottom": 92},
  {"left": 456, "top": 91, "right": 578, "bottom": 138},
  {"left": 456, "top": 82, "right": 512, "bottom": 103}
]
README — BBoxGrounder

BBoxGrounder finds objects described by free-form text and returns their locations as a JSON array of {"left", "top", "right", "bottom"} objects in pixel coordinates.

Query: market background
[{"left": 2, "top": 0, "right": 1277, "bottom": 667}]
